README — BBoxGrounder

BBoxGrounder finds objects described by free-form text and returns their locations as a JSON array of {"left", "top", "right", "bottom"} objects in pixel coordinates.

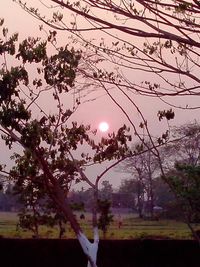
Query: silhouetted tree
[{"left": 0, "top": 21, "right": 132, "bottom": 267}]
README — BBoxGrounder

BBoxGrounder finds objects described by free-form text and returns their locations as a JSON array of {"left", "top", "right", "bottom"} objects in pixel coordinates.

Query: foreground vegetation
[{"left": 0, "top": 212, "right": 198, "bottom": 240}]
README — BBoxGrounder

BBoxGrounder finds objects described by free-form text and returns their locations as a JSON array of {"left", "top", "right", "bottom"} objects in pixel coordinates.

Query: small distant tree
[
  {"left": 118, "top": 179, "right": 138, "bottom": 211},
  {"left": 99, "top": 180, "right": 113, "bottom": 201},
  {"left": 117, "top": 142, "right": 160, "bottom": 218},
  {"left": 153, "top": 178, "right": 174, "bottom": 207},
  {"left": 69, "top": 188, "right": 93, "bottom": 210},
  {"left": 97, "top": 199, "right": 113, "bottom": 239},
  {"left": 165, "top": 163, "right": 200, "bottom": 243}
]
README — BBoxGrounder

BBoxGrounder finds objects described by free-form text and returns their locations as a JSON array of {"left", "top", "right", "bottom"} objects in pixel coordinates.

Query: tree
[
  {"left": 166, "top": 122, "right": 200, "bottom": 167},
  {"left": 149, "top": 177, "right": 181, "bottom": 221},
  {"left": 14, "top": 0, "right": 200, "bottom": 245},
  {"left": 0, "top": 174, "right": 4, "bottom": 192},
  {"left": 98, "top": 181, "right": 113, "bottom": 239},
  {"left": 15, "top": 0, "right": 200, "bottom": 107},
  {"left": 117, "top": 142, "right": 160, "bottom": 218},
  {"left": 159, "top": 122, "right": 200, "bottom": 243},
  {"left": 99, "top": 180, "right": 113, "bottom": 201},
  {"left": 165, "top": 163, "right": 200, "bottom": 243},
  {"left": 14, "top": 0, "right": 198, "bottom": 164},
  {"left": 153, "top": 177, "right": 175, "bottom": 213},
  {"left": 12, "top": 157, "right": 68, "bottom": 238},
  {"left": 118, "top": 179, "right": 138, "bottom": 210},
  {"left": 97, "top": 199, "right": 113, "bottom": 239},
  {"left": 0, "top": 182, "right": 20, "bottom": 211},
  {"left": 0, "top": 21, "right": 133, "bottom": 267}
]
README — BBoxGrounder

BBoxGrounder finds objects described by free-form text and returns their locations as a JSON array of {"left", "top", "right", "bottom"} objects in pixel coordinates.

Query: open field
[{"left": 0, "top": 212, "right": 199, "bottom": 239}]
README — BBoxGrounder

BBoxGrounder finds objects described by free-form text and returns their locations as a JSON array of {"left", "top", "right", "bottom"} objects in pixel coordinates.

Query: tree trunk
[
  {"left": 137, "top": 182, "right": 143, "bottom": 218},
  {"left": 136, "top": 176, "right": 144, "bottom": 218},
  {"left": 78, "top": 227, "right": 99, "bottom": 267},
  {"left": 53, "top": 184, "right": 99, "bottom": 267},
  {"left": 187, "top": 222, "right": 200, "bottom": 246},
  {"left": 32, "top": 204, "right": 39, "bottom": 238},
  {"left": 148, "top": 173, "right": 154, "bottom": 219},
  {"left": 35, "top": 149, "right": 99, "bottom": 267},
  {"left": 58, "top": 220, "right": 65, "bottom": 239}
]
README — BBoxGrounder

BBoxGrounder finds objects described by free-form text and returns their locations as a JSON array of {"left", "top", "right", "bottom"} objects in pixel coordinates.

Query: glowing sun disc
[{"left": 99, "top": 122, "right": 109, "bottom": 132}]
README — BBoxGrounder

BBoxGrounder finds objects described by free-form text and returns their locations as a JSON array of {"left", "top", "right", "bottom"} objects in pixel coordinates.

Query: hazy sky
[{"left": 1, "top": 1, "right": 200, "bottom": 189}]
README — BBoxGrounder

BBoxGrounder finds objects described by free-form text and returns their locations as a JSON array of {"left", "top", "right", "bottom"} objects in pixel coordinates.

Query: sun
[{"left": 99, "top": 122, "right": 109, "bottom": 132}]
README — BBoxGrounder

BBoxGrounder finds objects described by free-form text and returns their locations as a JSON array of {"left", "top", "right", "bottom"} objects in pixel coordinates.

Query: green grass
[{"left": 0, "top": 211, "right": 199, "bottom": 239}]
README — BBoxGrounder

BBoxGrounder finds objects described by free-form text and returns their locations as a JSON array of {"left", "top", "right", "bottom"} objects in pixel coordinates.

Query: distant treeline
[{"left": 0, "top": 177, "right": 181, "bottom": 220}]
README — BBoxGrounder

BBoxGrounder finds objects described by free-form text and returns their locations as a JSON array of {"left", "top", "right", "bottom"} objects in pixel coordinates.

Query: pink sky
[{"left": 1, "top": 1, "right": 200, "bottom": 188}]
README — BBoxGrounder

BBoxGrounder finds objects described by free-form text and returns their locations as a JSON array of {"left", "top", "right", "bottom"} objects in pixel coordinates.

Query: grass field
[{"left": 0, "top": 212, "right": 199, "bottom": 239}]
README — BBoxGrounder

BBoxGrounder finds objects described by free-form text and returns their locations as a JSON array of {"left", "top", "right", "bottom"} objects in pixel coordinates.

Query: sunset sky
[{"left": 1, "top": 1, "right": 200, "bottom": 188}]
